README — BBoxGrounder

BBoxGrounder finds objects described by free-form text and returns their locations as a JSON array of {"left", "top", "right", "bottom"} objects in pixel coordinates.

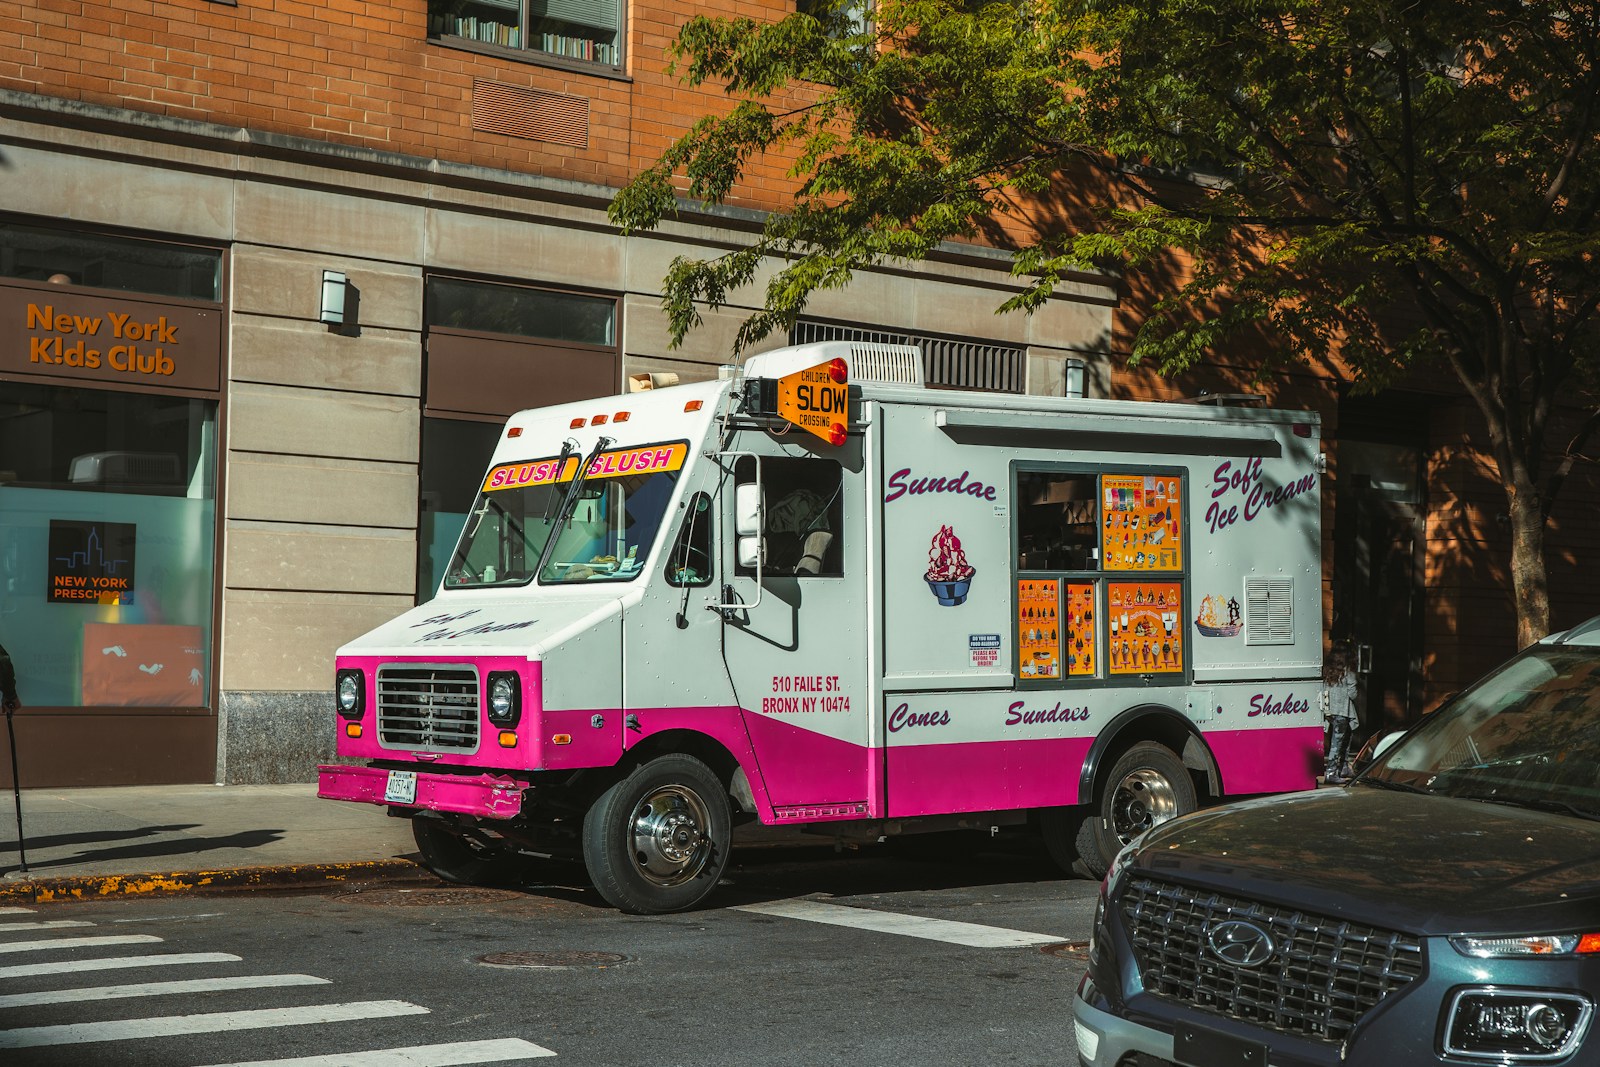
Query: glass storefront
[{"left": 0, "top": 383, "right": 218, "bottom": 708}]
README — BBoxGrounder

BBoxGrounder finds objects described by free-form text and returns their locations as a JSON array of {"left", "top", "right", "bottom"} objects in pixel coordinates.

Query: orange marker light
[
  {"left": 592, "top": 414, "right": 609, "bottom": 425},
  {"left": 345, "top": 723, "right": 362, "bottom": 738},
  {"left": 828, "top": 422, "right": 848, "bottom": 447},
  {"left": 498, "top": 731, "right": 518, "bottom": 748},
  {"left": 507, "top": 427, "right": 523, "bottom": 438},
  {"left": 1579, "top": 933, "right": 1600, "bottom": 953},
  {"left": 684, "top": 400, "right": 703, "bottom": 412},
  {"left": 613, "top": 411, "right": 630, "bottom": 422},
  {"left": 827, "top": 358, "right": 849, "bottom": 384},
  {"left": 552, "top": 734, "right": 573, "bottom": 746},
  {"left": 570, "top": 417, "right": 587, "bottom": 429}
]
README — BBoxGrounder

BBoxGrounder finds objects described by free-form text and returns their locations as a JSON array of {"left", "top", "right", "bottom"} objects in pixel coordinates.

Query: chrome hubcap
[
  {"left": 1110, "top": 768, "right": 1180, "bottom": 844},
  {"left": 630, "top": 785, "right": 712, "bottom": 887}
]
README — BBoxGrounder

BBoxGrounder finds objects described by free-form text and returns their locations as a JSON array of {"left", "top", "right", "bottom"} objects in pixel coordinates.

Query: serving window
[{"left": 1014, "top": 467, "right": 1187, "bottom": 684}]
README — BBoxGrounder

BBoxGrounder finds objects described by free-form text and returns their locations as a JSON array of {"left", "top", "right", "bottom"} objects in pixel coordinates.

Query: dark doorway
[{"left": 1332, "top": 394, "right": 1429, "bottom": 735}]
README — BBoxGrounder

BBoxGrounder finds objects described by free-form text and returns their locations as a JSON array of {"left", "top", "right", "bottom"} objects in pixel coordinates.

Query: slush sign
[{"left": 48, "top": 520, "right": 137, "bottom": 604}]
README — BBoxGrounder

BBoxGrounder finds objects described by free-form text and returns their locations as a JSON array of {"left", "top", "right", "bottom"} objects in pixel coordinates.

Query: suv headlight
[
  {"left": 1444, "top": 988, "right": 1592, "bottom": 1061},
  {"left": 486, "top": 671, "right": 521, "bottom": 727},
  {"left": 335, "top": 669, "right": 364, "bottom": 720}
]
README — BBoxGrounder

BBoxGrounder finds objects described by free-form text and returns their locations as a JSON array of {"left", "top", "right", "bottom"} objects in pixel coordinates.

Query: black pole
[{"left": 4, "top": 705, "right": 23, "bottom": 875}]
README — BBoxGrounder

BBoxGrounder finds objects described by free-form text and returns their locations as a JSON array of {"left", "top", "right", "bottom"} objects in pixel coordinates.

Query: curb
[{"left": 0, "top": 858, "right": 432, "bottom": 905}]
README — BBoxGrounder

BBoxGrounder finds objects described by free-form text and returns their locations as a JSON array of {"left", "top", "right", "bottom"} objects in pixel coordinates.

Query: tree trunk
[{"left": 1506, "top": 474, "right": 1551, "bottom": 649}]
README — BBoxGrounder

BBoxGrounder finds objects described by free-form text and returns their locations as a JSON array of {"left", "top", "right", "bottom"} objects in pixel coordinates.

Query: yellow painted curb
[{"left": 0, "top": 859, "right": 428, "bottom": 905}]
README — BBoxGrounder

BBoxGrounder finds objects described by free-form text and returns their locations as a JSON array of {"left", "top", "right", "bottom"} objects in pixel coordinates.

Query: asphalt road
[{"left": 1, "top": 835, "right": 1097, "bottom": 1067}]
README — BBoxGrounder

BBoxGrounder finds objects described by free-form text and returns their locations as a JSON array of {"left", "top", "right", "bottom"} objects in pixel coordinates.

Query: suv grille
[
  {"left": 1120, "top": 876, "right": 1423, "bottom": 1043},
  {"left": 376, "top": 665, "right": 480, "bottom": 751}
]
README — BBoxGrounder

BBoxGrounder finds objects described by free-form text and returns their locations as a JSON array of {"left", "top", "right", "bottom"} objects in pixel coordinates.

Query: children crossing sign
[{"left": 775, "top": 358, "right": 850, "bottom": 445}]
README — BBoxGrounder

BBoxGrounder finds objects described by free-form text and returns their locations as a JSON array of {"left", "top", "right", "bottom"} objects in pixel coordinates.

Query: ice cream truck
[{"left": 318, "top": 341, "right": 1327, "bottom": 913}]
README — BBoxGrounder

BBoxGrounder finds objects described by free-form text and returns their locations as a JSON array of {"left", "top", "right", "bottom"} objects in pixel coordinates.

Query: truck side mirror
[
  {"left": 735, "top": 482, "right": 762, "bottom": 537},
  {"left": 738, "top": 536, "right": 763, "bottom": 569}
]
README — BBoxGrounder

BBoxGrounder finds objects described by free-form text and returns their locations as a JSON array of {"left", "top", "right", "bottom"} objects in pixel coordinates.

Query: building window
[
  {"left": 790, "top": 320, "right": 1026, "bottom": 393},
  {"left": 0, "top": 221, "right": 222, "bottom": 302},
  {"left": 0, "top": 383, "right": 218, "bottom": 709},
  {"left": 428, "top": 0, "right": 623, "bottom": 69}
]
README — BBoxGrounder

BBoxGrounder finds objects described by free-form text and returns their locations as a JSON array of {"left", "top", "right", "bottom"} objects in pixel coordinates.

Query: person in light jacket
[{"left": 1322, "top": 640, "right": 1359, "bottom": 783}]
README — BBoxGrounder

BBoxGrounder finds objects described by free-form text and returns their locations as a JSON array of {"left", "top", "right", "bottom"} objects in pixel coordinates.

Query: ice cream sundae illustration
[
  {"left": 1194, "top": 593, "right": 1243, "bottom": 637},
  {"left": 925, "top": 525, "right": 976, "bottom": 606}
]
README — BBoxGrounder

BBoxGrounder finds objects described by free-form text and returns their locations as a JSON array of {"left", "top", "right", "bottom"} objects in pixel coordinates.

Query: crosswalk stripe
[
  {"left": 732, "top": 899, "right": 1063, "bottom": 948},
  {"left": 0, "top": 973, "right": 330, "bottom": 1009},
  {"left": 0, "top": 934, "right": 161, "bottom": 955},
  {"left": 0, "top": 952, "right": 242, "bottom": 980},
  {"left": 202, "top": 1037, "right": 559, "bottom": 1065},
  {"left": 0, "top": 920, "right": 97, "bottom": 933},
  {"left": 0, "top": 999, "right": 430, "bottom": 1048},
  {"left": 0, "top": 909, "right": 33, "bottom": 915}
]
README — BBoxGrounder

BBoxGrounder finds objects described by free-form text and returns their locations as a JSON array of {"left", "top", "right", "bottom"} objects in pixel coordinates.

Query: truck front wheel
[
  {"left": 582, "top": 754, "right": 731, "bottom": 914},
  {"left": 1065, "top": 741, "right": 1196, "bottom": 878}
]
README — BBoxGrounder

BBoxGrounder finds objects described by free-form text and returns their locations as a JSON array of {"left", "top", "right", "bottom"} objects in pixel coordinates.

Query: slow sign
[{"left": 775, "top": 358, "right": 850, "bottom": 445}]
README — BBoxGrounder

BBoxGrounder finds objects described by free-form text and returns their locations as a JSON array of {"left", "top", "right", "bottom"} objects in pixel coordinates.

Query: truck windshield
[{"left": 444, "top": 441, "right": 688, "bottom": 588}]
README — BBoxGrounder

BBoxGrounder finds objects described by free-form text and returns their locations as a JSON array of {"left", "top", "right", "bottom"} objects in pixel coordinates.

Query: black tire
[
  {"left": 411, "top": 816, "right": 520, "bottom": 885},
  {"left": 1071, "top": 741, "right": 1196, "bottom": 879},
  {"left": 582, "top": 754, "right": 731, "bottom": 914}
]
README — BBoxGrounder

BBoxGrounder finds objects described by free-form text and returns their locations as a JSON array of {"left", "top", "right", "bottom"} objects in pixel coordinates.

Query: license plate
[
  {"left": 1174, "top": 1022, "right": 1268, "bottom": 1067},
  {"left": 384, "top": 770, "right": 418, "bottom": 805}
]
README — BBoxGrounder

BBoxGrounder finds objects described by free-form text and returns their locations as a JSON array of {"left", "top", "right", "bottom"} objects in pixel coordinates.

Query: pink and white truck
[{"left": 318, "top": 341, "right": 1326, "bottom": 913}]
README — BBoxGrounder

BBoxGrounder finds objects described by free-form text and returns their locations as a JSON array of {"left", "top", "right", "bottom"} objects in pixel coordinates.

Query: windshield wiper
[
  {"left": 1445, "top": 791, "right": 1600, "bottom": 821},
  {"left": 533, "top": 436, "right": 613, "bottom": 580},
  {"left": 542, "top": 438, "right": 580, "bottom": 522},
  {"left": 1351, "top": 775, "right": 1430, "bottom": 794}
]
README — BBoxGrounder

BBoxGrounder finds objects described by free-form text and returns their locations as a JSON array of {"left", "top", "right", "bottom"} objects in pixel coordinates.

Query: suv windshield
[
  {"left": 444, "top": 441, "right": 687, "bottom": 589},
  {"left": 1364, "top": 644, "right": 1600, "bottom": 818}
]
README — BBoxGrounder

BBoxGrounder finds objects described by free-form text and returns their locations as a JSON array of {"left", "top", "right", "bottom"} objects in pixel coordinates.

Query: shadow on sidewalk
[
  {"left": 3, "top": 828, "right": 287, "bottom": 874},
  {"left": 1, "top": 824, "right": 196, "bottom": 852}
]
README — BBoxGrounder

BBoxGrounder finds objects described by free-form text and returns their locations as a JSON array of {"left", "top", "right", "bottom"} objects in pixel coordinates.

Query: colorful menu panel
[
  {"left": 1017, "top": 578, "right": 1061, "bottom": 680},
  {"left": 1107, "top": 581, "right": 1184, "bottom": 675},
  {"left": 1101, "top": 474, "right": 1183, "bottom": 571},
  {"left": 1065, "top": 582, "right": 1097, "bottom": 677}
]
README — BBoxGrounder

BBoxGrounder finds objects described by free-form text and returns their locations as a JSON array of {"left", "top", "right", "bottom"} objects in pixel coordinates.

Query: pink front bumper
[{"left": 317, "top": 764, "right": 525, "bottom": 819}]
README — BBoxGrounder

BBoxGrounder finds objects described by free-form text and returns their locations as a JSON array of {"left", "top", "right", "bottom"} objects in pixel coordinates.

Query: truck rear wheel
[
  {"left": 1070, "top": 741, "right": 1195, "bottom": 878},
  {"left": 582, "top": 754, "right": 731, "bottom": 914},
  {"left": 411, "top": 815, "right": 521, "bottom": 885}
]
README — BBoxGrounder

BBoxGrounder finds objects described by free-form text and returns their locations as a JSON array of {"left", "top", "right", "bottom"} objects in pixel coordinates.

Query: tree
[{"left": 610, "top": 0, "right": 1600, "bottom": 646}]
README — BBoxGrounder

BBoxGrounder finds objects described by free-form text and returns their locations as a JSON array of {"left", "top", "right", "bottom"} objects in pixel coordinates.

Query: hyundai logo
[{"left": 1207, "top": 920, "right": 1276, "bottom": 968}]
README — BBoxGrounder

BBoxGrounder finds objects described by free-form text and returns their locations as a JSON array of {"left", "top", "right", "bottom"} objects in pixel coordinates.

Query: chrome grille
[
  {"left": 1120, "top": 876, "right": 1423, "bottom": 1043},
  {"left": 376, "top": 665, "right": 480, "bottom": 751}
]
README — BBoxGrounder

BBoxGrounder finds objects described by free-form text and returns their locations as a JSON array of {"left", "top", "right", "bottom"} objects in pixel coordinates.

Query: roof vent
[{"left": 847, "top": 343, "right": 923, "bottom": 386}]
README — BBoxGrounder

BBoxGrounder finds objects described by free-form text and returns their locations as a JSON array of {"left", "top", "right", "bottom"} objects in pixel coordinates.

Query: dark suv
[{"left": 1076, "top": 617, "right": 1600, "bottom": 1066}]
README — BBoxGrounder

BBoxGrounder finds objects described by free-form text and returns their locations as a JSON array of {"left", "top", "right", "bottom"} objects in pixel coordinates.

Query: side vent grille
[
  {"left": 1245, "top": 577, "right": 1294, "bottom": 645},
  {"left": 472, "top": 80, "right": 589, "bottom": 147}
]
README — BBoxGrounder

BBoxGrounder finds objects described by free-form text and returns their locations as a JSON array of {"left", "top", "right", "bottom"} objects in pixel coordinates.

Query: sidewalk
[{"left": 0, "top": 783, "right": 427, "bottom": 905}]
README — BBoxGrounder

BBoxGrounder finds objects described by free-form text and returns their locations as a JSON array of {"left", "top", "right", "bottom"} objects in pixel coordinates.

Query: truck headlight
[
  {"left": 486, "top": 671, "right": 521, "bottom": 727},
  {"left": 1444, "top": 988, "right": 1592, "bottom": 1061},
  {"left": 335, "top": 669, "right": 364, "bottom": 720}
]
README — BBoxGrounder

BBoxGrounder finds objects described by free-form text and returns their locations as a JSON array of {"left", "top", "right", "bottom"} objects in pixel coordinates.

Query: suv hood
[
  {"left": 336, "top": 595, "right": 623, "bottom": 659},
  {"left": 1134, "top": 786, "right": 1600, "bottom": 936}
]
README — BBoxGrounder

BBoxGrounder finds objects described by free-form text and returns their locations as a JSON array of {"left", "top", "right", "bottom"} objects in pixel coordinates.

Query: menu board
[
  {"left": 1065, "top": 582, "right": 1097, "bottom": 677},
  {"left": 1101, "top": 474, "right": 1183, "bottom": 571},
  {"left": 1107, "top": 581, "right": 1185, "bottom": 675},
  {"left": 1017, "top": 579, "right": 1061, "bottom": 680}
]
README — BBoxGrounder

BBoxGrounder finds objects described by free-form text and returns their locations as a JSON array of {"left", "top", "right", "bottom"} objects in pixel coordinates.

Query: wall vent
[
  {"left": 1244, "top": 576, "right": 1295, "bottom": 645},
  {"left": 472, "top": 80, "right": 589, "bottom": 148}
]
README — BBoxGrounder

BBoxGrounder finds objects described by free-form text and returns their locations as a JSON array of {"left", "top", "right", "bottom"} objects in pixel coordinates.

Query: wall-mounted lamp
[
  {"left": 1065, "top": 357, "right": 1088, "bottom": 399},
  {"left": 319, "top": 270, "right": 348, "bottom": 327}
]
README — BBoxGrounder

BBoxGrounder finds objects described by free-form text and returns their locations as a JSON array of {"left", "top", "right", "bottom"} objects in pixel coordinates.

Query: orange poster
[
  {"left": 1101, "top": 474, "right": 1183, "bottom": 572},
  {"left": 1016, "top": 579, "right": 1061, "bottom": 680},
  {"left": 82, "top": 623, "right": 207, "bottom": 707},
  {"left": 1107, "top": 582, "right": 1184, "bottom": 675},
  {"left": 1065, "top": 583, "right": 1097, "bottom": 677}
]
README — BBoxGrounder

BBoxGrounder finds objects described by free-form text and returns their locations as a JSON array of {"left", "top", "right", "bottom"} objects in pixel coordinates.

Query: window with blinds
[{"left": 428, "top": 0, "right": 623, "bottom": 68}]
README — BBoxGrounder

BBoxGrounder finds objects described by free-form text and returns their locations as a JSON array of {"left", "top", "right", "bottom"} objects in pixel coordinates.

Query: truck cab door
[{"left": 719, "top": 432, "right": 874, "bottom": 819}]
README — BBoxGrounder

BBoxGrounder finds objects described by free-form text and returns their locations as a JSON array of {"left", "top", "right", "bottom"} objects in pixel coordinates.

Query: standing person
[
  {"left": 1322, "top": 640, "right": 1359, "bottom": 784},
  {"left": 1, "top": 639, "right": 24, "bottom": 873}
]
